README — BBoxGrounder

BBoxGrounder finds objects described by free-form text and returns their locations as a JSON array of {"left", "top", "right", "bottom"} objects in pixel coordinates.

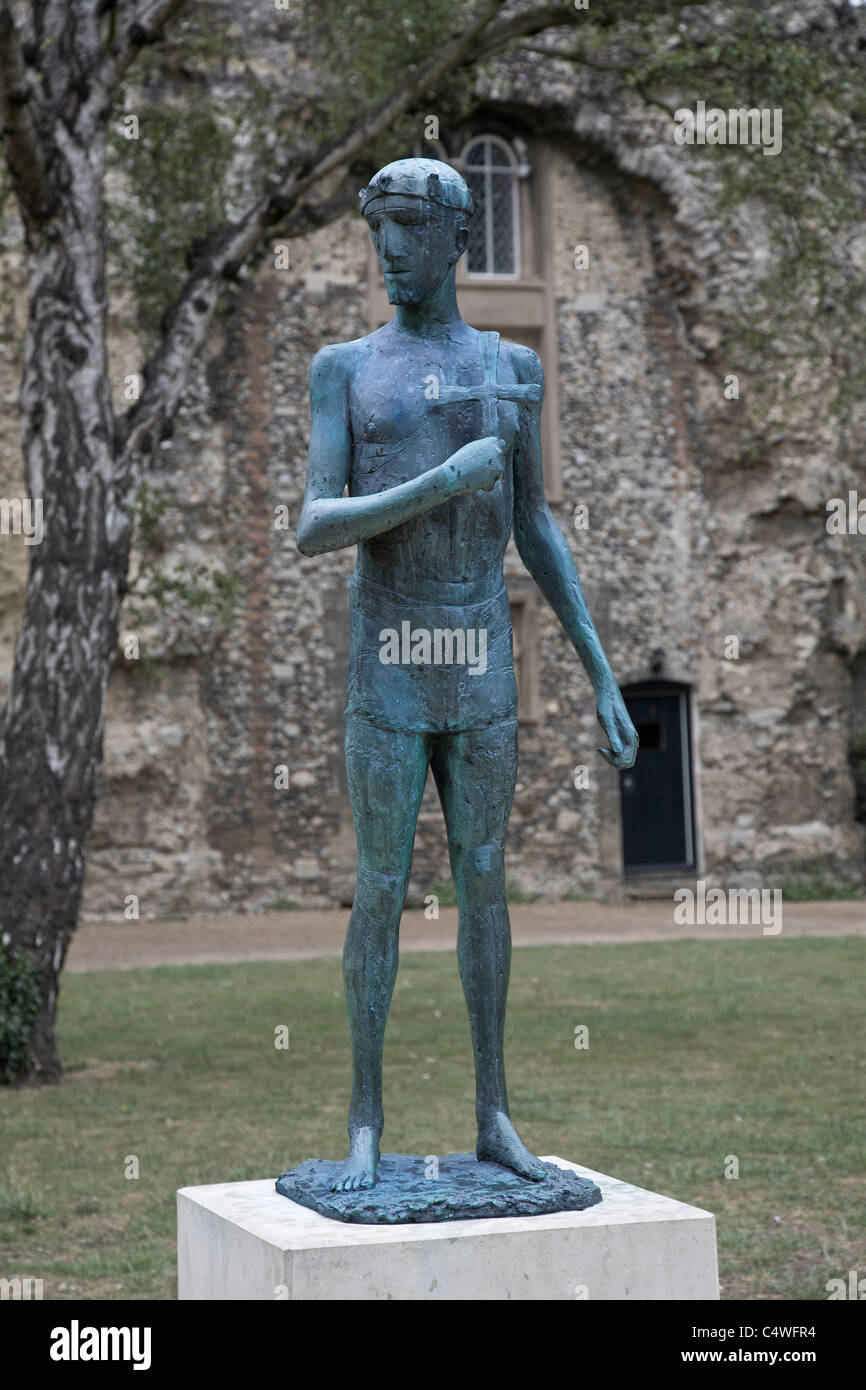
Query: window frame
[
  {"left": 366, "top": 135, "right": 563, "bottom": 501},
  {"left": 508, "top": 588, "right": 540, "bottom": 724},
  {"left": 460, "top": 134, "right": 522, "bottom": 281}
]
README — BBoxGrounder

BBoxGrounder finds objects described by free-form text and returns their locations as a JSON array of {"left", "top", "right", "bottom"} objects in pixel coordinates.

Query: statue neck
[{"left": 394, "top": 269, "right": 462, "bottom": 338}]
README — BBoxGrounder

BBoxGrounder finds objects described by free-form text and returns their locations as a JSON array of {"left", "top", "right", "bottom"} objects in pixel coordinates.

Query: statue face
[{"left": 365, "top": 195, "right": 468, "bottom": 306}]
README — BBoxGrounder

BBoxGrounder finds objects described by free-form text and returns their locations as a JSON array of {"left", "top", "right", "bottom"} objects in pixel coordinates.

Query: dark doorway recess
[{"left": 620, "top": 681, "right": 696, "bottom": 873}]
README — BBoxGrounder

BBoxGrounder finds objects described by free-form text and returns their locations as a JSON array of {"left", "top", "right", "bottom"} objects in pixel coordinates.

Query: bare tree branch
[
  {"left": 122, "top": 0, "right": 719, "bottom": 462},
  {"left": 286, "top": 0, "right": 505, "bottom": 201},
  {"left": 518, "top": 40, "right": 640, "bottom": 73},
  {"left": 472, "top": 0, "right": 718, "bottom": 65},
  {"left": 118, "top": 0, "right": 186, "bottom": 59},
  {"left": 470, "top": 3, "right": 583, "bottom": 62},
  {"left": 517, "top": 38, "right": 679, "bottom": 115},
  {"left": 0, "top": 0, "right": 51, "bottom": 233},
  {"left": 277, "top": 166, "right": 368, "bottom": 239},
  {"left": 92, "top": 0, "right": 189, "bottom": 118},
  {"left": 121, "top": 0, "right": 505, "bottom": 460}
]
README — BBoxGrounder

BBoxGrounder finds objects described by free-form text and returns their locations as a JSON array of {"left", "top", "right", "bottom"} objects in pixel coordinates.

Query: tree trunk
[
  {"left": 0, "top": 0, "right": 520, "bottom": 1085},
  {"left": 0, "top": 120, "right": 131, "bottom": 1084}
]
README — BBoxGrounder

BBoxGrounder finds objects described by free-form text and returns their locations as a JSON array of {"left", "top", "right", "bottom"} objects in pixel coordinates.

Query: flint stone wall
[{"left": 0, "top": 1, "right": 862, "bottom": 918}]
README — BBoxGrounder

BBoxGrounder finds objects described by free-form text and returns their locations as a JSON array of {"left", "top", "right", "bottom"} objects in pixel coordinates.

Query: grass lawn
[{"left": 1, "top": 937, "right": 863, "bottom": 1300}]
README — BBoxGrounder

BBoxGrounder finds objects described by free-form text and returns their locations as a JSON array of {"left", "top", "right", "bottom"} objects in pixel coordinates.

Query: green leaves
[
  {"left": 300, "top": 0, "right": 479, "bottom": 167},
  {"left": 106, "top": 3, "right": 273, "bottom": 340},
  {"left": 565, "top": 3, "right": 866, "bottom": 415},
  {"left": 124, "top": 481, "right": 243, "bottom": 680},
  {"left": 0, "top": 941, "right": 41, "bottom": 1086}
]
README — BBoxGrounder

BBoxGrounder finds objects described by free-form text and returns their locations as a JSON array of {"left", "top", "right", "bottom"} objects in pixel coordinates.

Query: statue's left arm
[{"left": 511, "top": 346, "right": 638, "bottom": 770}]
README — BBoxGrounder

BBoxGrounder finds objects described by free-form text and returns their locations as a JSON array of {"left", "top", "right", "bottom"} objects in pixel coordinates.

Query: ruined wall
[
  {"left": 91, "top": 138, "right": 866, "bottom": 913},
  {"left": 82, "top": 147, "right": 711, "bottom": 917},
  {"left": 0, "top": 2, "right": 862, "bottom": 920}
]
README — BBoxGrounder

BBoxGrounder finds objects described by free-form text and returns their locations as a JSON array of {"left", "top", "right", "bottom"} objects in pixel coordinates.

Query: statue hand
[
  {"left": 447, "top": 437, "right": 506, "bottom": 495},
  {"left": 596, "top": 685, "right": 639, "bottom": 769}
]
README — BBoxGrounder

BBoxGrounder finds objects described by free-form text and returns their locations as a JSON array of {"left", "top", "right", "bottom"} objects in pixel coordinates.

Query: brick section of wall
[{"left": 240, "top": 273, "right": 280, "bottom": 876}]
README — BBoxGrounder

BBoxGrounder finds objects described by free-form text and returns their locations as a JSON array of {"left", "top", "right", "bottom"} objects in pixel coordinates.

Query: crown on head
[{"left": 359, "top": 158, "right": 474, "bottom": 217}]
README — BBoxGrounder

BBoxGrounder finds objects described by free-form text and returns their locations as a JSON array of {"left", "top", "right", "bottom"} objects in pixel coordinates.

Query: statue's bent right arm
[{"left": 297, "top": 343, "right": 503, "bottom": 557}]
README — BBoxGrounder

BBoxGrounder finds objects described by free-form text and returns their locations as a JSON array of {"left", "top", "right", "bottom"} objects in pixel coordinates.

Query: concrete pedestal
[{"left": 177, "top": 1157, "right": 719, "bottom": 1301}]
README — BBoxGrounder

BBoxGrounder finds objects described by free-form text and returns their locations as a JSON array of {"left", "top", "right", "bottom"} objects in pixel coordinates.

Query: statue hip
[{"left": 345, "top": 571, "right": 518, "bottom": 735}]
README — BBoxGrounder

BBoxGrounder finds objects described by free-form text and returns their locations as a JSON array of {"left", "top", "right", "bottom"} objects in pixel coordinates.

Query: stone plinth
[{"left": 177, "top": 1157, "right": 719, "bottom": 1300}]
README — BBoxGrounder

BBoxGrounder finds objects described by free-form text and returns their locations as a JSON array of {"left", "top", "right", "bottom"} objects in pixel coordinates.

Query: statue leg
[
  {"left": 431, "top": 717, "right": 546, "bottom": 1181},
  {"left": 331, "top": 712, "right": 430, "bottom": 1192}
]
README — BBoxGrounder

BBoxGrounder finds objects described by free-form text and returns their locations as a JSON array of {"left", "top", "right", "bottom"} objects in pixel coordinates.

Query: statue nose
[
  {"left": 381, "top": 244, "right": 408, "bottom": 270},
  {"left": 380, "top": 222, "right": 409, "bottom": 258}
]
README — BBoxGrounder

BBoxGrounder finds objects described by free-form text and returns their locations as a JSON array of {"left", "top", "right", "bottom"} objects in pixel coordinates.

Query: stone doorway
[{"left": 620, "top": 680, "right": 696, "bottom": 874}]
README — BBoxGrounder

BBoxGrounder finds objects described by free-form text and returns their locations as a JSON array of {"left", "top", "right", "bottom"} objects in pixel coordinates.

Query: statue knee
[
  {"left": 353, "top": 861, "right": 409, "bottom": 925},
  {"left": 451, "top": 842, "right": 506, "bottom": 911}
]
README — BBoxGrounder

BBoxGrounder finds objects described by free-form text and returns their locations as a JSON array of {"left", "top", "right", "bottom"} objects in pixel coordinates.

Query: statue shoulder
[
  {"left": 309, "top": 339, "right": 363, "bottom": 394},
  {"left": 501, "top": 338, "right": 544, "bottom": 389}
]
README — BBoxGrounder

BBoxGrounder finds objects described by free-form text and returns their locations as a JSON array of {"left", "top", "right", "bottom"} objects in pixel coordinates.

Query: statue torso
[{"left": 347, "top": 322, "right": 519, "bottom": 604}]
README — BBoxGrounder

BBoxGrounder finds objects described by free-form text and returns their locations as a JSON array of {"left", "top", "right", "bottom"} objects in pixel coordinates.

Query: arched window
[{"left": 460, "top": 135, "right": 520, "bottom": 277}]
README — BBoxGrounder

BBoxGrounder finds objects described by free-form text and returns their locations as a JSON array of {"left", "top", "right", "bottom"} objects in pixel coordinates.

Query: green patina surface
[{"left": 292, "top": 158, "right": 637, "bottom": 1201}]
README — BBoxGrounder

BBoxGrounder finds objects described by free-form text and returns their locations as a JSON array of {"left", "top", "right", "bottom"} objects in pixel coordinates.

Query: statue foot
[
  {"left": 477, "top": 1112, "right": 547, "bottom": 1181},
  {"left": 329, "top": 1126, "right": 380, "bottom": 1191}
]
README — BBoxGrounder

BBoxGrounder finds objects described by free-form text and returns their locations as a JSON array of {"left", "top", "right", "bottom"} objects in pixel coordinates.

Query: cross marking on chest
[{"left": 435, "top": 331, "right": 542, "bottom": 435}]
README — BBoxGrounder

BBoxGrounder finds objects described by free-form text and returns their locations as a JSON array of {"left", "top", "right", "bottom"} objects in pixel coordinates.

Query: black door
[{"left": 620, "top": 682, "right": 695, "bottom": 872}]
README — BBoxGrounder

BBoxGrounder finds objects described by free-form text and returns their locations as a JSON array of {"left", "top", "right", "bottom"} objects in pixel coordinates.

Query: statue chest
[{"left": 348, "top": 349, "right": 519, "bottom": 494}]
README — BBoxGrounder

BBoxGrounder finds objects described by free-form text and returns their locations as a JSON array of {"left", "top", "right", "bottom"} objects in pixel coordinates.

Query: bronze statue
[{"left": 296, "top": 158, "right": 638, "bottom": 1196}]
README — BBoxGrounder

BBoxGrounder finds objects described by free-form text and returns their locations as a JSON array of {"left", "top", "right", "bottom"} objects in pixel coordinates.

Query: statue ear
[{"left": 453, "top": 221, "right": 469, "bottom": 259}]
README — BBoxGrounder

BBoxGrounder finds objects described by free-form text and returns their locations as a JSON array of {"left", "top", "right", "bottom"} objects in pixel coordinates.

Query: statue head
[{"left": 359, "top": 158, "right": 474, "bottom": 307}]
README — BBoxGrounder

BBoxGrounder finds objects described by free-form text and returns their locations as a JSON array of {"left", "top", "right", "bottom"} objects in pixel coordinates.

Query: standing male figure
[{"left": 298, "top": 158, "right": 637, "bottom": 1192}]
